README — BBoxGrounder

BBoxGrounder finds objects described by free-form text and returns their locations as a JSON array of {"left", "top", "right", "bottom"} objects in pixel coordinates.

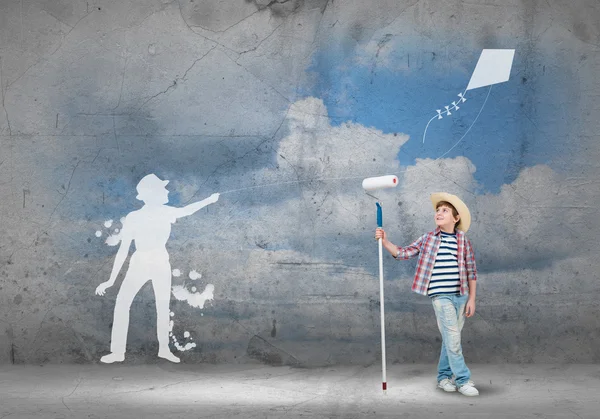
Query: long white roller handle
[
  {"left": 362, "top": 175, "right": 398, "bottom": 191},
  {"left": 364, "top": 178, "right": 395, "bottom": 393},
  {"left": 379, "top": 235, "right": 387, "bottom": 393},
  {"left": 374, "top": 201, "right": 387, "bottom": 393}
]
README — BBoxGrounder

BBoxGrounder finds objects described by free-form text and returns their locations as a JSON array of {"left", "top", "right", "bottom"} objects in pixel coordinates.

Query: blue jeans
[{"left": 431, "top": 293, "right": 471, "bottom": 387}]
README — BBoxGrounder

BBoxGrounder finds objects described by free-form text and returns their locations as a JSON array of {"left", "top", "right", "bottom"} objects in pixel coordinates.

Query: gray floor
[{"left": 1, "top": 363, "right": 598, "bottom": 418}]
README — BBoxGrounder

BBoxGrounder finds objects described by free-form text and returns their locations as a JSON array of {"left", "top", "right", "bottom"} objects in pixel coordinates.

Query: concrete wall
[{"left": 1, "top": 0, "right": 599, "bottom": 365}]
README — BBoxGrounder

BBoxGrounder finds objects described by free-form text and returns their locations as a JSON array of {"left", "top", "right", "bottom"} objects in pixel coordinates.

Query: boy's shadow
[
  {"left": 473, "top": 384, "right": 508, "bottom": 396},
  {"left": 436, "top": 384, "right": 508, "bottom": 397}
]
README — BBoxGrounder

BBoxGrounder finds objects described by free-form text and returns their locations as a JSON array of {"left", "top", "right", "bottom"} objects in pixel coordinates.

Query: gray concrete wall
[{"left": 1, "top": 0, "right": 599, "bottom": 365}]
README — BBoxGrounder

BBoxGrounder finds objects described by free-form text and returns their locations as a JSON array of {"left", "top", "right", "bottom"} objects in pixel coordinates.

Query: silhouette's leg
[
  {"left": 153, "top": 269, "right": 179, "bottom": 363},
  {"left": 101, "top": 269, "right": 147, "bottom": 363}
]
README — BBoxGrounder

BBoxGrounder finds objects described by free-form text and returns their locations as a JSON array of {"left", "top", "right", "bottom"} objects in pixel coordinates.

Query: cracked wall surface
[{"left": 1, "top": 0, "right": 600, "bottom": 365}]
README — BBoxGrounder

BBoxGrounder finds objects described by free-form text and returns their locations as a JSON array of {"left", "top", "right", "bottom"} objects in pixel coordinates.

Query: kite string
[
  {"left": 219, "top": 175, "right": 367, "bottom": 195},
  {"left": 418, "top": 85, "right": 492, "bottom": 164},
  {"left": 217, "top": 86, "right": 492, "bottom": 196}
]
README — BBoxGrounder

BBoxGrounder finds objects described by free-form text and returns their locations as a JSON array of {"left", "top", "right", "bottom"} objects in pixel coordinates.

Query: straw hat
[{"left": 430, "top": 192, "right": 471, "bottom": 233}]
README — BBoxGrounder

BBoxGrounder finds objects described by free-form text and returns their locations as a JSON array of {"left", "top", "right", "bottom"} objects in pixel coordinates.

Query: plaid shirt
[{"left": 394, "top": 228, "right": 477, "bottom": 296}]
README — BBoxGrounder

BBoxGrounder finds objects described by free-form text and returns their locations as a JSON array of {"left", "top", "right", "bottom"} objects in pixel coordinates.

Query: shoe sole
[
  {"left": 458, "top": 390, "right": 479, "bottom": 396},
  {"left": 437, "top": 385, "right": 457, "bottom": 392}
]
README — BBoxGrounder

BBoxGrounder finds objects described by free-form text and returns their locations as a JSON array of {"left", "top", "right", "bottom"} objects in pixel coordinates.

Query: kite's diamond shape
[{"left": 466, "top": 49, "right": 515, "bottom": 91}]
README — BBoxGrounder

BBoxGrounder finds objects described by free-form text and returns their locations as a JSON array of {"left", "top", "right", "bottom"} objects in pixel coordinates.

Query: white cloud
[
  {"left": 175, "top": 94, "right": 586, "bottom": 303},
  {"left": 398, "top": 157, "right": 582, "bottom": 274},
  {"left": 209, "top": 96, "right": 585, "bottom": 279}
]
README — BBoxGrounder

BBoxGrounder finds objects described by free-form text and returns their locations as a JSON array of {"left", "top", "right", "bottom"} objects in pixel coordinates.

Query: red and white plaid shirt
[{"left": 394, "top": 228, "right": 477, "bottom": 296}]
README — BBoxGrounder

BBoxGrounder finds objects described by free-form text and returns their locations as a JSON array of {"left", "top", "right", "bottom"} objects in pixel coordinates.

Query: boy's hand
[
  {"left": 374, "top": 228, "right": 386, "bottom": 241},
  {"left": 465, "top": 299, "right": 476, "bottom": 317}
]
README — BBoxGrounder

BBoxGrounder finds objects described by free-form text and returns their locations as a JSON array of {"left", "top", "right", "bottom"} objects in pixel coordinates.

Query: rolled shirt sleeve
[
  {"left": 394, "top": 235, "right": 424, "bottom": 260},
  {"left": 465, "top": 237, "right": 478, "bottom": 281}
]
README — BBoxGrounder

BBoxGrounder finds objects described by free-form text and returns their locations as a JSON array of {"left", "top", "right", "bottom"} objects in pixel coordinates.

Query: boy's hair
[{"left": 436, "top": 201, "right": 460, "bottom": 228}]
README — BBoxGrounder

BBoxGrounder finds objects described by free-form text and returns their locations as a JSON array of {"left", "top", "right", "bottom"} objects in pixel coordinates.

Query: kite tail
[{"left": 422, "top": 88, "right": 468, "bottom": 144}]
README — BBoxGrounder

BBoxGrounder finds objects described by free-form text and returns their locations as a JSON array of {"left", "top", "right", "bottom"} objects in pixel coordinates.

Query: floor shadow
[{"left": 475, "top": 384, "right": 509, "bottom": 396}]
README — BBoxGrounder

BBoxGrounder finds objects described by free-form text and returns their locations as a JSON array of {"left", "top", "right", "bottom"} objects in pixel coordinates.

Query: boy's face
[{"left": 435, "top": 204, "right": 459, "bottom": 231}]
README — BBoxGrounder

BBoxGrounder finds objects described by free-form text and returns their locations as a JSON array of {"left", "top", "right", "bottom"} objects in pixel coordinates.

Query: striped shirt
[
  {"left": 393, "top": 228, "right": 477, "bottom": 296},
  {"left": 428, "top": 231, "right": 460, "bottom": 297}
]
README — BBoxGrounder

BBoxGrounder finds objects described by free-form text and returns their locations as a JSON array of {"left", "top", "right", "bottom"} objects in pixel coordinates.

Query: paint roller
[
  {"left": 362, "top": 175, "right": 398, "bottom": 192},
  {"left": 362, "top": 175, "right": 398, "bottom": 393}
]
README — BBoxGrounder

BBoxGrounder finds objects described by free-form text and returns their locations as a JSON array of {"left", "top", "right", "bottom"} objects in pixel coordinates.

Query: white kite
[{"left": 422, "top": 49, "right": 515, "bottom": 144}]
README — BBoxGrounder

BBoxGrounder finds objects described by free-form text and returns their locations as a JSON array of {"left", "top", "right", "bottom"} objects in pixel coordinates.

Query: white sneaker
[
  {"left": 458, "top": 380, "right": 479, "bottom": 396},
  {"left": 437, "top": 378, "right": 457, "bottom": 392}
]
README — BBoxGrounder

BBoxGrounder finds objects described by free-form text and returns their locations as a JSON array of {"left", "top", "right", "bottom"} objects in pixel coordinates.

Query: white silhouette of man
[{"left": 95, "top": 174, "right": 219, "bottom": 363}]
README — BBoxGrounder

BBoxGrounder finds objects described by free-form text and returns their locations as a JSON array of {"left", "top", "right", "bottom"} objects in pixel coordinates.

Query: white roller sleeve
[{"left": 362, "top": 175, "right": 398, "bottom": 191}]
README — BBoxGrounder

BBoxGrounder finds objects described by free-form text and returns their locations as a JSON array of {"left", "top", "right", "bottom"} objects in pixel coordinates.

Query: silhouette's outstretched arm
[
  {"left": 175, "top": 193, "right": 219, "bottom": 218},
  {"left": 96, "top": 231, "right": 133, "bottom": 296}
]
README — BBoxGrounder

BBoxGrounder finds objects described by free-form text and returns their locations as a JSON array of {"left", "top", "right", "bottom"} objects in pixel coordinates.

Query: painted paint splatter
[
  {"left": 172, "top": 269, "right": 182, "bottom": 277},
  {"left": 105, "top": 233, "right": 121, "bottom": 247},
  {"left": 95, "top": 218, "right": 123, "bottom": 245},
  {"left": 173, "top": 340, "right": 197, "bottom": 351},
  {"left": 171, "top": 284, "right": 214, "bottom": 309},
  {"left": 169, "top": 319, "right": 197, "bottom": 352},
  {"left": 168, "top": 279, "right": 214, "bottom": 353},
  {"left": 189, "top": 270, "right": 202, "bottom": 280}
]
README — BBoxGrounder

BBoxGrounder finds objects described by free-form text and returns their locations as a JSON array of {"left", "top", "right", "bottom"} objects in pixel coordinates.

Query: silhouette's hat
[{"left": 136, "top": 174, "right": 169, "bottom": 200}]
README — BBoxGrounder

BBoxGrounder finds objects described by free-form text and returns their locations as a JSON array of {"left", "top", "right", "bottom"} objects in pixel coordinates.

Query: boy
[{"left": 374, "top": 192, "right": 479, "bottom": 396}]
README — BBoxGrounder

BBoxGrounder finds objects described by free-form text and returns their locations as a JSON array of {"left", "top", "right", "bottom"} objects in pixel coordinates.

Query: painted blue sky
[{"left": 305, "top": 44, "right": 571, "bottom": 193}]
